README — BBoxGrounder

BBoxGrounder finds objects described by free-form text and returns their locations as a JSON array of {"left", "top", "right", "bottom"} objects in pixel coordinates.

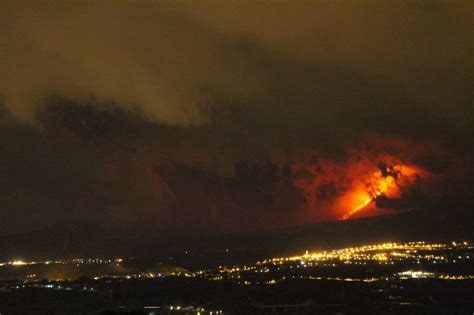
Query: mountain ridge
[{"left": 0, "top": 204, "right": 472, "bottom": 266}]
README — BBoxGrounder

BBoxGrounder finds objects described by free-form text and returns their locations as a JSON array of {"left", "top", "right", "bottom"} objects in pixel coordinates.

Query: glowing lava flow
[
  {"left": 341, "top": 176, "right": 392, "bottom": 220},
  {"left": 341, "top": 197, "right": 373, "bottom": 220},
  {"left": 341, "top": 165, "right": 407, "bottom": 220}
]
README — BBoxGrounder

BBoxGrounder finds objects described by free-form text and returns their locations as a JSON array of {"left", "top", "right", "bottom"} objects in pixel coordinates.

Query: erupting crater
[{"left": 340, "top": 162, "right": 425, "bottom": 220}]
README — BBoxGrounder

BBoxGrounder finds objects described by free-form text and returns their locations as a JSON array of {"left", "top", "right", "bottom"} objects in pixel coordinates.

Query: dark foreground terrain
[{"left": 1, "top": 277, "right": 474, "bottom": 314}]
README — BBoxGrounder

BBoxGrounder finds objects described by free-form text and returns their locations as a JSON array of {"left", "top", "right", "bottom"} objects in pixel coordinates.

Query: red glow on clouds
[
  {"left": 340, "top": 163, "right": 427, "bottom": 220},
  {"left": 291, "top": 138, "right": 432, "bottom": 222},
  {"left": 99, "top": 135, "right": 448, "bottom": 232}
]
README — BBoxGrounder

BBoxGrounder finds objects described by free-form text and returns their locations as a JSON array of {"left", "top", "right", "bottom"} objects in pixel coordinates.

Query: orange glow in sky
[{"left": 340, "top": 164, "right": 423, "bottom": 220}]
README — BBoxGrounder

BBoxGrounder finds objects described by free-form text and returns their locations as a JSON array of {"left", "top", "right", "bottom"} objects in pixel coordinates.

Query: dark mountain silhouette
[
  {"left": 0, "top": 221, "right": 121, "bottom": 261},
  {"left": 0, "top": 202, "right": 472, "bottom": 266}
]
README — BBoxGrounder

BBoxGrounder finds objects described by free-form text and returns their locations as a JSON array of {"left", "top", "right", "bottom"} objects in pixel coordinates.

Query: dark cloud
[
  {"left": 1, "top": 2, "right": 472, "bottom": 140},
  {"left": 0, "top": 1, "right": 473, "bottom": 235}
]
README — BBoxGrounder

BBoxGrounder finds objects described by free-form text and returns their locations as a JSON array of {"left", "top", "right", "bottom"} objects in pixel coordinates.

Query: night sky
[{"left": 1, "top": 1, "right": 473, "bottom": 236}]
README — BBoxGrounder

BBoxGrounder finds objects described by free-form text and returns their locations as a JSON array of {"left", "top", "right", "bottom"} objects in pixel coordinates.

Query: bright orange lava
[
  {"left": 340, "top": 164, "right": 422, "bottom": 220},
  {"left": 341, "top": 197, "right": 372, "bottom": 220}
]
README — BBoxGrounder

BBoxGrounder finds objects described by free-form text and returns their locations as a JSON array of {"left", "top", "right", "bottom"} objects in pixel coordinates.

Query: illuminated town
[
  {"left": 198, "top": 241, "right": 474, "bottom": 284},
  {"left": 0, "top": 240, "right": 473, "bottom": 313},
  {"left": 1, "top": 241, "right": 473, "bottom": 282}
]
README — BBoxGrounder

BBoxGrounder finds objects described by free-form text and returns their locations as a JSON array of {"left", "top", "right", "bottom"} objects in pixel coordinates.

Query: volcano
[{"left": 1, "top": 198, "right": 472, "bottom": 267}]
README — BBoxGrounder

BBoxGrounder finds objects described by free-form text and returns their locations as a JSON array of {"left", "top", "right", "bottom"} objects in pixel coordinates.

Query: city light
[{"left": 1, "top": 241, "right": 472, "bottom": 286}]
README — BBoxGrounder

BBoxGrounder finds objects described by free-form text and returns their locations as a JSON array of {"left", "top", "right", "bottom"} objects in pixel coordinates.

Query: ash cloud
[
  {"left": 1, "top": 1, "right": 472, "bottom": 147},
  {"left": 0, "top": 1, "right": 473, "bottom": 235},
  {"left": 1, "top": 2, "right": 267, "bottom": 126}
]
